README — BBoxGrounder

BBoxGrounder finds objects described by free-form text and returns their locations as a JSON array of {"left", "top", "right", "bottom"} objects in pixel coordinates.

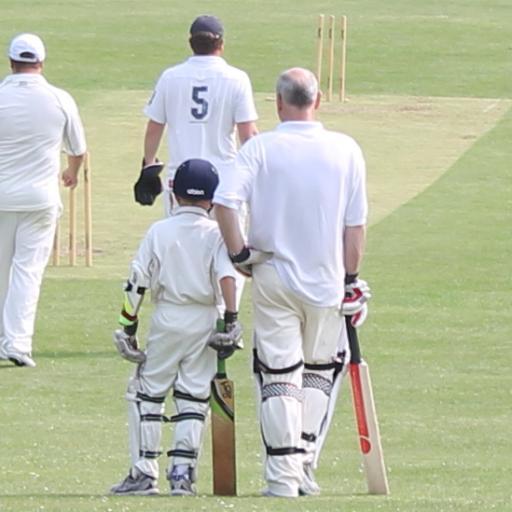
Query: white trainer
[
  {"left": 6, "top": 351, "right": 36, "bottom": 368},
  {"left": 110, "top": 470, "right": 159, "bottom": 496},
  {"left": 168, "top": 465, "right": 196, "bottom": 497}
]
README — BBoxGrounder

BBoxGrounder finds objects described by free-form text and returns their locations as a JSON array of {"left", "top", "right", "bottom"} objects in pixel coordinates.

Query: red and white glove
[{"left": 341, "top": 274, "right": 371, "bottom": 328}]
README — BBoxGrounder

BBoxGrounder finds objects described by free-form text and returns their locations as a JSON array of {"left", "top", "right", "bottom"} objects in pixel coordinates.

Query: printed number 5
[{"left": 191, "top": 86, "right": 208, "bottom": 120}]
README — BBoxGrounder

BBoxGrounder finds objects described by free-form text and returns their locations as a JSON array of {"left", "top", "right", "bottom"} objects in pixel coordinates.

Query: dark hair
[
  {"left": 189, "top": 33, "right": 223, "bottom": 55},
  {"left": 10, "top": 59, "right": 41, "bottom": 72}
]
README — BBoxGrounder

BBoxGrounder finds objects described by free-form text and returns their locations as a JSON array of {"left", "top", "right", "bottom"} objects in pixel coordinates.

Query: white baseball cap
[{"left": 8, "top": 33, "right": 46, "bottom": 63}]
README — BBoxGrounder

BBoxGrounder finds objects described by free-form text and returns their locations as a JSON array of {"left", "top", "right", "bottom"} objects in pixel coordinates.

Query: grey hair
[{"left": 276, "top": 68, "right": 318, "bottom": 108}]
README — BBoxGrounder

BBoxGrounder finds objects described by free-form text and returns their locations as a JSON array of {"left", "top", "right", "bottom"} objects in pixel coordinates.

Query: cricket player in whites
[
  {"left": 110, "top": 159, "right": 243, "bottom": 496},
  {"left": 214, "top": 67, "right": 371, "bottom": 497},
  {"left": 0, "top": 33, "right": 86, "bottom": 368},
  {"left": 134, "top": 14, "right": 258, "bottom": 215}
]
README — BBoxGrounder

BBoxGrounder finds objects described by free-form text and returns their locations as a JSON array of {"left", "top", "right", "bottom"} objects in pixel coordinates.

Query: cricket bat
[
  {"left": 346, "top": 317, "right": 390, "bottom": 495},
  {"left": 210, "top": 320, "right": 237, "bottom": 496}
]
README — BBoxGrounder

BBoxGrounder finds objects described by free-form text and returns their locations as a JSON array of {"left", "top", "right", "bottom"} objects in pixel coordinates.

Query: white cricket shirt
[
  {"left": 144, "top": 56, "right": 257, "bottom": 180},
  {"left": 214, "top": 121, "right": 368, "bottom": 307},
  {"left": 0, "top": 73, "right": 86, "bottom": 211},
  {"left": 133, "top": 206, "right": 238, "bottom": 306}
]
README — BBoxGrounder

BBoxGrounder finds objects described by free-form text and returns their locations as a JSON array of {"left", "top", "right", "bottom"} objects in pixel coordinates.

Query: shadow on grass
[
  {"left": 35, "top": 350, "right": 115, "bottom": 360},
  {"left": 0, "top": 363, "right": 18, "bottom": 370},
  {"left": 0, "top": 491, "right": 372, "bottom": 499}
]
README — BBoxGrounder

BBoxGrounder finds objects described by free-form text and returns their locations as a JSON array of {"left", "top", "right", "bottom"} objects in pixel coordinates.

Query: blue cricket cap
[{"left": 190, "top": 15, "right": 224, "bottom": 38}]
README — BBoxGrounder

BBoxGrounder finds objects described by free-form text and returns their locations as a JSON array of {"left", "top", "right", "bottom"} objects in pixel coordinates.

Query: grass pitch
[{"left": 1, "top": 1, "right": 511, "bottom": 511}]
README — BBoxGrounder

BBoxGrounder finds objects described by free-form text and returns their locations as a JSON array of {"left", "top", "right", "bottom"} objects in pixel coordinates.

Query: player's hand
[
  {"left": 208, "top": 312, "right": 244, "bottom": 360},
  {"left": 113, "top": 329, "right": 146, "bottom": 363},
  {"left": 229, "top": 246, "right": 273, "bottom": 277},
  {"left": 341, "top": 275, "right": 371, "bottom": 328},
  {"left": 62, "top": 168, "right": 78, "bottom": 188},
  {"left": 134, "top": 159, "right": 164, "bottom": 205}
]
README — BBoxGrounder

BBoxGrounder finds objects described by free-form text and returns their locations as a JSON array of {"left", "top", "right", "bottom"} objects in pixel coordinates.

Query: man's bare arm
[
  {"left": 62, "top": 154, "right": 85, "bottom": 188},
  {"left": 237, "top": 121, "right": 258, "bottom": 145},
  {"left": 214, "top": 205, "right": 245, "bottom": 255},
  {"left": 144, "top": 120, "right": 165, "bottom": 164},
  {"left": 220, "top": 276, "right": 237, "bottom": 313},
  {"left": 344, "top": 225, "right": 366, "bottom": 275}
]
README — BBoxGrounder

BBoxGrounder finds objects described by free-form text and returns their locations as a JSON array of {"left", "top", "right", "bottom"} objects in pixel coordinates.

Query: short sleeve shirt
[
  {"left": 0, "top": 73, "right": 86, "bottom": 211},
  {"left": 144, "top": 56, "right": 257, "bottom": 179},
  {"left": 214, "top": 122, "right": 368, "bottom": 307},
  {"left": 132, "top": 206, "right": 238, "bottom": 307}
]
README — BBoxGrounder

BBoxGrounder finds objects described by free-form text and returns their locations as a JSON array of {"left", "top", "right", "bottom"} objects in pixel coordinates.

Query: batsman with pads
[
  {"left": 214, "top": 68, "right": 371, "bottom": 497},
  {"left": 110, "top": 158, "right": 242, "bottom": 497}
]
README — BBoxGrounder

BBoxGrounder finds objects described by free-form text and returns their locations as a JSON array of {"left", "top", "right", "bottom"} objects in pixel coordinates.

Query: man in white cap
[
  {"left": 0, "top": 33, "right": 87, "bottom": 367},
  {"left": 135, "top": 15, "right": 258, "bottom": 215}
]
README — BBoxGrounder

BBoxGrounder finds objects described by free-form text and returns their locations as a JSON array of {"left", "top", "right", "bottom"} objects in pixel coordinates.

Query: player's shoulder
[
  {"left": 198, "top": 215, "right": 225, "bottom": 243},
  {"left": 222, "top": 61, "right": 250, "bottom": 80},
  {"left": 158, "top": 60, "right": 189, "bottom": 79},
  {"left": 42, "top": 81, "right": 78, "bottom": 109},
  {"left": 324, "top": 128, "right": 363, "bottom": 152},
  {"left": 145, "top": 217, "right": 171, "bottom": 237},
  {"left": 200, "top": 215, "right": 222, "bottom": 234}
]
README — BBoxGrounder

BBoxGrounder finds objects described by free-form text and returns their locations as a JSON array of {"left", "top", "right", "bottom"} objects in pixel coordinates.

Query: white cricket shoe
[
  {"left": 110, "top": 470, "right": 159, "bottom": 496},
  {"left": 299, "top": 463, "right": 321, "bottom": 496},
  {"left": 261, "top": 488, "right": 287, "bottom": 497},
  {"left": 6, "top": 350, "right": 36, "bottom": 368},
  {"left": 168, "top": 465, "right": 196, "bottom": 496}
]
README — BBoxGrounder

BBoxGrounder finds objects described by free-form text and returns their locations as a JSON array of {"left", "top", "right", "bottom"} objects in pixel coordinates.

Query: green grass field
[{"left": 1, "top": 1, "right": 511, "bottom": 511}]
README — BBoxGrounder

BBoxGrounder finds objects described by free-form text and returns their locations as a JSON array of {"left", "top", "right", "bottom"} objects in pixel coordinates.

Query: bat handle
[
  {"left": 216, "top": 318, "right": 227, "bottom": 375},
  {"left": 217, "top": 357, "right": 227, "bottom": 375},
  {"left": 345, "top": 316, "right": 362, "bottom": 364}
]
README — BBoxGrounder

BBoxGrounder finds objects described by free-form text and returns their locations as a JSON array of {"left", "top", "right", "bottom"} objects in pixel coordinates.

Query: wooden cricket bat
[
  {"left": 210, "top": 320, "right": 237, "bottom": 496},
  {"left": 346, "top": 318, "right": 390, "bottom": 495}
]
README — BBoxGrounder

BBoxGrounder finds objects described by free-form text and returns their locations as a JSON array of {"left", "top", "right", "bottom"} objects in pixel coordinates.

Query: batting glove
[
  {"left": 208, "top": 312, "right": 244, "bottom": 360},
  {"left": 341, "top": 274, "right": 371, "bottom": 328},
  {"left": 113, "top": 329, "right": 146, "bottom": 364},
  {"left": 134, "top": 159, "right": 164, "bottom": 206},
  {"left": 229, "top": 246, "right": 273, "bottom": 277}
]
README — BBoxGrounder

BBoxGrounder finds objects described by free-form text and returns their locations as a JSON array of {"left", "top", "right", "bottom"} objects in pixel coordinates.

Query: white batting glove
[
  {"left": 113, "top": 329, "right": 146, "bottom": 364},
  {"left": 341, "top": 276, "right": 371, "bottom": 327},
  {"left": 208, "top": 312, "right": 244, "bottom": 359}
]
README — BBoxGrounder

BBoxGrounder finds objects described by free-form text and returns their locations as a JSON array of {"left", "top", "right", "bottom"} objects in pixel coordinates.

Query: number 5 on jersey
[{"left": 191, "top": 86, "right": 209, "bottom": 121}]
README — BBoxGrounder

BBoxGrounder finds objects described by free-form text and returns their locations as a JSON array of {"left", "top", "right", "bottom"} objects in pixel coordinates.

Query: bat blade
[
  {"left": 346, "top": 318, "right": 390, "bottom": 495},
  {"left": 210, "top": 360, "right": 237, "bottom": 496},
  {"left": 349, "top": 360, "right": 390, "bottom": 494}
]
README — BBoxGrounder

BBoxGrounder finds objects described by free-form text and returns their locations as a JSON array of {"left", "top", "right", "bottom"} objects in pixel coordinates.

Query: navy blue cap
[
  {"left": 173, "top": 159, "right": 219, "bottom": 200},
  {"left": 190, "top": 15, "right": 224, "bottom": 38}
]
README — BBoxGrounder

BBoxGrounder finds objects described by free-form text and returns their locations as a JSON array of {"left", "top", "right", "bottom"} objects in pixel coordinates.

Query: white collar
[{"left": 173, "top": 205, "right": 210, "bottom": 218}]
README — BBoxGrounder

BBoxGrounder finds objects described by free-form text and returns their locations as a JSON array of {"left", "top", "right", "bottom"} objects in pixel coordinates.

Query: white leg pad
[
  {"left": 167, "top": 391, "right": 209, "bottom": 478},
  {"left": 125, "top": 376, "right": 166, "bottom": 479},
  {"left": 301, "top": 368, "right": 335, "bottom": 465},
  {"left": 260, "top": 371, "right": 303, "bottom": 497},
  {"left": 126, "top": 376, "right": 141, "bottom": 466},
  {"left": 312, "top": 350, "right": 350, "bottom": 468}
]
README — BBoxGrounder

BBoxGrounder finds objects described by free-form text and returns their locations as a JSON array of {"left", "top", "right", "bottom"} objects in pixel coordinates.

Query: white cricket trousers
[
  {"left": 251, "top": 264, "right": 343, "bottom": 497},
  {"left": 0, "top": 207, "right": 58, "bottom": 355},
  {"left": 127, "top": 303, "right": 218, "bottom": 479}
]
